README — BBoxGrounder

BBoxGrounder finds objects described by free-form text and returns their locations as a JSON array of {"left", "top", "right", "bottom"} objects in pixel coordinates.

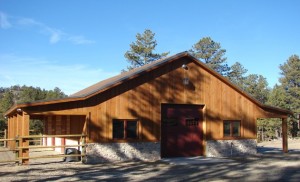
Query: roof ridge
[{"left": 69, "top": 51, "right": 189, "bottom": 98}]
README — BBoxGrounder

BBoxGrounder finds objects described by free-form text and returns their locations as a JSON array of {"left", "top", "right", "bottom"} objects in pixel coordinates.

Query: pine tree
[
  {"left": 189, "top": 37, "right": 230, "bottom": 76},
  {"left": 124, "top": 29, "right": 169, "bottom": 71},
  {"left": 279, "top": 55, "right": 300, "bottom": 113},
  {"left": 0, "top": 85, "right": 67, "bottom": 133},
  {"left": 278, "top": 55, "right": 300, "bottom": 137},
  {"left": 227, "top": 62, "right": 248, "bottom": 89},
  {"left": 46, "top": 87, "right": 67, "bottom": 100},
  {"left": 0, "top": 91, "right": 14, "bottom": 113},
  {"left": 18, "top": 86, "right": 46, "bottom": 103},
  {"left": 0, "top": 91, "right": 14, "bottom": 131},
  {"left": 243, "top": 74, "right": 270, "bottom": 104},
  {"left": 268, "top": 85, "right": 288, "bottom": 109}
]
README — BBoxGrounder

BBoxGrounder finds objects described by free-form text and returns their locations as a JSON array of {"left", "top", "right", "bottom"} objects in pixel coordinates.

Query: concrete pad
[{"left": 161, "top": 156, "right": 234, "bottom": 165}]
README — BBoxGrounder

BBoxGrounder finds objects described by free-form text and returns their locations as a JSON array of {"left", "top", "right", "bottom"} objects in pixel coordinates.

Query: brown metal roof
[{"left": 70, "top": 52, "right": 188, "bottom": 98}]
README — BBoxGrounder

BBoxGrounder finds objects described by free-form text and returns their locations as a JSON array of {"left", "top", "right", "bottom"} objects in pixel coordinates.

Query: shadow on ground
[
  {"left": 257, "top": 146, "right": 300, "bottom": 154},
  {"left": 1, "top": 152, "right": 300, "bottom": 181}
]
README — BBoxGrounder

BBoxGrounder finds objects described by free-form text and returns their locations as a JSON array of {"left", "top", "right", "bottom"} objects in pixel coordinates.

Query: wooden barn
[{"left": 5, "top": 52, "right": 292, "bottom": 163}]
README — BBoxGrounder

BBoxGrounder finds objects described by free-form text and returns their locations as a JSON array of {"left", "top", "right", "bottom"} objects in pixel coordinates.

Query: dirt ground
[
  {"left": 0, "top": 139, "right": 300, "bottom": 181},
  {"left": 257, "top": 138, "right": 300, "bottom": 153},
  {"left": 258, "top": 138, "right": 300, "bottom": 149}
]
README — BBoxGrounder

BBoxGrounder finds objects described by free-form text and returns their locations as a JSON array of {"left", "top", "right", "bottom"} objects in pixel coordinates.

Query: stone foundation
[
  {"left": 206, "top": 139, "right": 257, "bottom": 157},
  {"left": 85, "top": 142, "right": 160, "bottom": 163}
]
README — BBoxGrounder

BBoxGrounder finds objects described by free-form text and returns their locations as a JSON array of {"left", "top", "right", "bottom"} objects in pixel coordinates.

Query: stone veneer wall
[
  {"left": 206, "top": 139, "right": 257, "bottom": 157},
  {"left": 85, "top": 142, "right": 160, "bottom": 163}
]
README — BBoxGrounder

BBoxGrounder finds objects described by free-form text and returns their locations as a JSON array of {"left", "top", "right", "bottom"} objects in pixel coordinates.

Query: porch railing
[{"left": 0, "top": 134, "right": 87, "bottom": 165}]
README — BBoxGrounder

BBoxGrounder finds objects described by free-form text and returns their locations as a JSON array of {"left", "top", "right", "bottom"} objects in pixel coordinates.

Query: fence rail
[
  {"left": 0, "top": 130, "right": 7, "bottom": 147},
  {"left": 0, "top": 134, "right": 87, "bottom": 165},
  {"left": 17, "top": 144, "right": 86, "bottom": 149}
]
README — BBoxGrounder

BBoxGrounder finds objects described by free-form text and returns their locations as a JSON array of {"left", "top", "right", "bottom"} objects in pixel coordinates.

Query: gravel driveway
[{"left": 1, "top": 139, "right": 300, "bottom": 181}]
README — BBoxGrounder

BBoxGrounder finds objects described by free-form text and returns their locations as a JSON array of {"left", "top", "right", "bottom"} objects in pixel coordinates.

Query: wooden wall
[
  {"left": 8, "top": 57, "right": 286, "bottom": 145},
  {"left": 87, "top": 57, "right": 261, "bottom": 142},
  {"left": 43, "top": 115, "right": 85, "bottom": 136}
]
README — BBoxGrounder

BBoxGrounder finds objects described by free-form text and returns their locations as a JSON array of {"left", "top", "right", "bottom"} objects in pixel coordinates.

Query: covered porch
[
  {"left": 256, "top": 106, "right": 293, "bottom": 154},
  {"left": 5, "top": 107, "right": 89, "bottom": 164}
]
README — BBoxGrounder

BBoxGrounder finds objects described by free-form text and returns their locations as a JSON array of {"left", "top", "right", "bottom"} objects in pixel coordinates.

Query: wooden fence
[
  {"left": 0, "top": 130, "right": 7, "bottom": 147},
  {"left": 0, "top": 134, "right": 86, "bottom": 165}
]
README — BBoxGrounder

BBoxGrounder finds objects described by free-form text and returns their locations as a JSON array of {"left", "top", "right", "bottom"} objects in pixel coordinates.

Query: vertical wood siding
[
  {"left": 87, "top": 57, "right": 262, "bottom": 142},
  {"left": 10, "top": 57, "right": 287, "bottom": 144}
]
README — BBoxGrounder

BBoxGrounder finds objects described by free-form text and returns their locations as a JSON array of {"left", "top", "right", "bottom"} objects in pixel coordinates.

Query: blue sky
[{"left": 0, "top": 0, "right": 299, "bottom": 95}]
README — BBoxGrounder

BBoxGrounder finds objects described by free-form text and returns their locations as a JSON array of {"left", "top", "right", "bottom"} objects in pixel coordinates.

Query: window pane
[
  {"left": 232, "top": 121, "right": 240, "bottom": 136},
  {"left": 186, "top": 118, "right": 199, "bottom": 126},
  {"left": 113, "top": 120, "right": 124, "bottom": 139},
  {"left": 127, "top": 121, "right": 138, "bottom": 139},
  {"left": 224, "top": 121, "right": 231, "bottom": 137}
]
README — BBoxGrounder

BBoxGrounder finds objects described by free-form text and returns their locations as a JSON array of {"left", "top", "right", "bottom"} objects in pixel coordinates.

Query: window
[
  {"left": 186, "top": 118, "right": 200, "bottom": 126},
  {"left": 113, "top": 119, "right": 138, "bottom": 139},
  {"left": 223, "top": 120, "right": 241, "bottom": 137}
]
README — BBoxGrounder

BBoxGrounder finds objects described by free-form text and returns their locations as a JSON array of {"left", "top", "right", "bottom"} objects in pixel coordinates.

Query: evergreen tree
[
  {"left": 268, "top": 84, "right": 288, "bottom": 109},
  {"left": 266, "top": 85, "right": 295, "bottom": 138},
  {"left": 124, "top": 29, "right": 169, "bottom": 71},
  {"left": 278, "top": 55, "right": 300, "bottom": 137},
  {"left": 189, "top": 37, "right": 230, "bottom": 76},
  {"left": 0, "top": 91, "right": 14, "bottom": 131},
  {"left": 0, "top": 85, "right": 67, "bottom": 133},
  {"left": 46, "top": 87, "right": 67, "bottom": 100},
  {"left": 264, "top": 55, "right": 300, "bottom": 138},
  {"left": 0, "top": 91, "right": 14, "bottom": 113},
  {"left": 243, "top": 74, "right": 270, "bottom": 104},
  {"left": 18, "top": 86, "right": 46, "bottom": 103},
  {"left": 279, "top": 55, "right": 300, "bottom": 113},
  {"left": 227, "top": 62, "right": 248, "bottom": 89},
  {"left": 257, "top": 118, "right": 282, "bottom": 141}
]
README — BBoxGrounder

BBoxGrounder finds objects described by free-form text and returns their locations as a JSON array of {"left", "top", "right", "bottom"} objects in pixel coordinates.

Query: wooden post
[
  {"left": 56, "top": 116, "right": 62, "bottom": 153},
  {"left": 15, "top": 135, "right": 20, "bottom": 165},
  {"left": 7, "top": 118, "right": 10, "bottom": 148},
  {"left": 83, "top": 113, "right": 90, "bottom": 142},
  {"left": 21, "top": 112, "right": 30, "bottom": 165},
  {"left": 4, "top": 129, "right": 7, "bottom": 147},
  {"left": 298, "top": 114, "right": 300, "bottom": 131},
  {"left": 17, "top": 113, "right": 21, "bottom": 138},
  {"left": 44, "top": 116, "right": 47, "bottom": 146},
  {"left": 47, "top": 116, "right": 52, "bottom": 147},
  {"left": 81, "top": 134, "right": 86, "bottom": 163},
  {"left": 51, "top": 116, "right": 56, "bottom": 150},
  {"left": 282, "top": 118, "right": 288, "bottom": 153}
]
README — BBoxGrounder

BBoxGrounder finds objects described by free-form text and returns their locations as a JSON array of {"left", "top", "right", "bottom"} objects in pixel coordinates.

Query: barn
[{"left": 5, "top": 52, "right": 292, "bottom": 163}]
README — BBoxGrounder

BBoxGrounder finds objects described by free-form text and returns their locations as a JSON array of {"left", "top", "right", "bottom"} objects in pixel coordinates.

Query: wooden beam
[
  {"left": 282, "top": 118, "right": 288, "bottom": 153},
  {"left": 26, "top": 110, "right": 88, "bottom": 116},
  {"left": 21, "top": 112, "right": 30, "bottom": 165},
  {"left": 298, "top": 114, "right": 300, "bottom": 132},
  {"left": 7, "top": 117, "right": 11, "bottom": 148},
  {"left": 82, "top": 113, "right": 90, "bottom": 142},
  {"left": 4, "top": 129, "right": 7, "bottom": 147},
  {"left": 17, "top": 113, "right": 22, "bottom": 138},
  {"left": 12, "top": 115, "right": 17, "bottom": 149}
]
